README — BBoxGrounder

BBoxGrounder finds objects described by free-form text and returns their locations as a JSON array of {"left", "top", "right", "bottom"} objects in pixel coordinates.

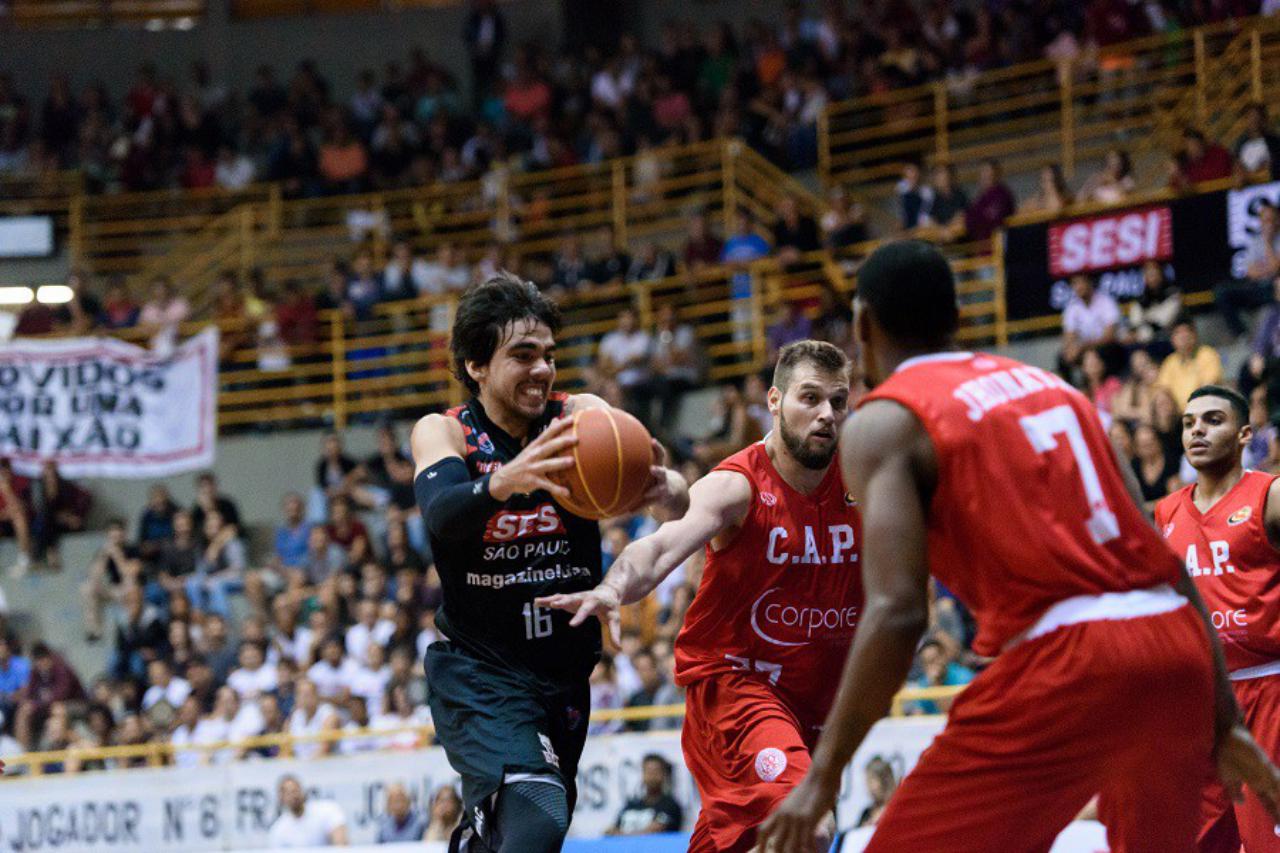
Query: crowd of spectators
[{"left": 1, "top": 0, "right": 1274, "bottom": 195}]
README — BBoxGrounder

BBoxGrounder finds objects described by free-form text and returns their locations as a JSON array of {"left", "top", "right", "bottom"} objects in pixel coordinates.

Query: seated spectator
[
  {"left": 191, "top": 471, "right": 241, "bottom": 533},
  {"left": 895, "top": 161, "right": 932, "bottom": 230},
  {"left": 965, "top": 158, "right": 1016, "bottom": 243},
  {"left": 907, "top": 639, "right": 974, "bottom": 714},
  {"left": 1126, "top": 261, "right": 1182, "bottom": 348},
  {"left": 549, "top": 232, "right": 591, "bottom": 293},
  {"left": 690, "top": 383, "right": 764, "bottom": 468},
  {"left": 1111, "top": 349, "right": 1160, "bottom": 428},
  {"left": 349, "top": 641, "right": 391, "bottom": 716},
  {"left": 307, "top": 635, "right": 358, "bottom": 702},
  {"left": 589, "top": 654, "right": 624, "bottom": 736},
  {"left": 337, "top": 694, "right": 379, "bottom": 755},
  {"left": 646, "top": 303, "right": 701, "bottom": 434},
  {"left": 590, "top": 226, "right": 632, "bottom": 285},
  {"left": 1079, "top": 148, "right": 1135, "bottom": 205},
  {"left": 345, "top": 250, "right": 383, "bottom": 320},
  {"left": 326, "top": 496, "right": 371, "bottom": 567},
  {"left": 0, "top": 458, "right": 33, "bottom": 578},
  {"left": 110, "top": 584, "right": 167, "bottom": 682},
  {"left": 1157, "top": 317, "right": 1224, "bottom": 407},
  {"left": 317, "top": 122, "right": 369, "bottom": 195},
  {"left": 287, "top": 679, "right": 341, "bottom": 760},
  {"left": 607, "top": 754, "right": 684, "bottom": 836},
  {"left": 722, "top": 209, "right": 770, "bottom": 343},
  {"left": 81, "top": 517, "right": 142, "bottom": 641},
  {"left": 13, "top": 642, "right": 84, "bottom": 751},
  {"left": 300, "top": 525, "right": 347, "bottom": 591},
  {"left": 626, "top": 241, "right": 677, "bottom": 283},
  {"left": 275, "top": 279, "right": 320, "bottom": 347},
  {"left": 919, "top": 163, "right": 969, "bottom": 240},
  {"left": 1245, "top": 385, "right": 1279, "bottom": 471},
  {"left": 597, "top": 307, "right": 653, "bottom": 421},
  {"left": 228, "top": 640, "right": 279, "bottom": 702},
  {"left": 99, "top": 279, "right": 140, "bottom": 329},
  {"left": 1020, "top": 163, "right": 1072, "bottom": 216},
  {"left": 214, "top": 145, "right": 256, "bottom": 191},
  {"left": 198, "top": 684, "right": 263, "bottom": 763},
  {"left": 141, "top": 657, "right": 191, "bottom": 713},
  {"left": 270, "top": 597, "right": 314, "bottom": 666},
  {"left": 1171, "top": 127, "right": 1234, "bottom": 190},
  {"left": 767, "top": 301, "right": 813, "bottom": 365},
  {"left": 1058, "top": 274, "right": 1121, "bottom": 379},
  {"left": 856, "top": 756, "right": 898, "bottom": 828},
  {"left": 29, "top": 460, "right": 89, "bottom": 570},
  {"left": 682, "top": 211, "right": 723, "bottom": 271},
  {"left": 137, "top": 483, "right": 177, "bottom": 562},
  {"left": 423, "top": 785, "right": 464, "bottom": 842},
  {"left": 821, "top": 186, "right": 869, "bottom": 250},
  {"left": 624, "top": 649, "right": 681, "bottom": 732},
  {"left": 273, "top": 492, "right": 312, "bottom": 574},
  {"left": 1215, "top": 200, "right": 1280, "bottom": 339},
  {"left": 372, "top": 681, "right": 430, "bottom": 750},
  {"left": 1080, "top": 348, "right": 1122, "bottom": 421},
  {"left": 415, "top": 243, "right": 470, "bottom": 326},
  {"left": 312, "top": 431, "right": 360, "bottom": 522},
  {"left": 138, "top": 276, "right": 191, "bottom": 357},
  {"left": 345, "top": 599, "right": 393, "bottom": 663},
  {"left": 187, "top": 509, "right": 246, "bottom": 619},
  {"left": 377, "top": 782, "right": 428, "bottom": 843},
  {"left": 1132, "top": 423, "right": 1180, "bottom": 507},
  {"left": 1241, "top": 274, "right": 1280, "bottom": 396},
  {"left": 0, "top": 633, "right": 31, "bottom": 725},
  {"left": 152, "top": 509, "right": 199, "bottom": 605},
  {"left": 169, "top": 694, "right": 203, "bottom": 768},
  {"left": 771, "top": 195, "right": 821, "bottom": 263},
  {"left": 269, "top": 774, "right": 349, "bottom": 847},
  {"left": 195, "top": 613, "right": 237, "bottom": 685},
  {"left": 1235, "top": 102, "right": 1280, "bottom": 184}
]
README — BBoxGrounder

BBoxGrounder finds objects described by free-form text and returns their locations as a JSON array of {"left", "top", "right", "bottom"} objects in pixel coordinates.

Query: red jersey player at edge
[
  {"left": 755, "top": 240, "right": 1280, "bottom": 853},
  {"left": 539, "top": 340, "right": 863, "bottom": 853},
  {"left": 1156, "top": 384, "right": 1280, "bottom": 852}
]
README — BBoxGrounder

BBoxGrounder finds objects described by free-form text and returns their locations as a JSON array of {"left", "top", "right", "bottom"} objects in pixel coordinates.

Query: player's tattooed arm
[
  {"left": 757, "top": 400, "right": 935, "bottom": 853},
  {"left": 538, "top": 470, "right": 750, "bottom": 640}
]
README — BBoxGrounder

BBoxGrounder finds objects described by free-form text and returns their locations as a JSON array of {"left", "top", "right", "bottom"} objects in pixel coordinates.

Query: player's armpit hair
[{"left": 415, "top": 458, "right": 501, "bottom": 542}]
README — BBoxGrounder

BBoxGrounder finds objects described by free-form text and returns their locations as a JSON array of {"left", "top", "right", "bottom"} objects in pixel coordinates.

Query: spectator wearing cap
[
  {"left": 1215, "top": 200, "right": 1280, "bottom": 339},
  {"left": 376, "top": 782, "right": 428, "bottom": 843}
]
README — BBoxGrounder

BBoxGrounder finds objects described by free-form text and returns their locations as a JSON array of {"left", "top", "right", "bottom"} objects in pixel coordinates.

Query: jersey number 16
[{"left": 523, "top": 602, "right": 553, "bottom": 639}]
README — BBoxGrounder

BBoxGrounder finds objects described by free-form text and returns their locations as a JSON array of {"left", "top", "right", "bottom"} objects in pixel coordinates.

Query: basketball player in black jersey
[{"left": 412, "top": 273, "right": 690, "bottom": 852}]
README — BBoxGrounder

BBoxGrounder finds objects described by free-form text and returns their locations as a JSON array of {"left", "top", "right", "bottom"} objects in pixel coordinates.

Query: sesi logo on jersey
[{"left": 483, "top": 504, "right": 567, "bottom": 542}]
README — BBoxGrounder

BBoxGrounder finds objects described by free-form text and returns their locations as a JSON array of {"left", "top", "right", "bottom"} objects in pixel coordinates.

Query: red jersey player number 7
[{"left": 540, "top": 340, "right": 864, "bottom": 853}]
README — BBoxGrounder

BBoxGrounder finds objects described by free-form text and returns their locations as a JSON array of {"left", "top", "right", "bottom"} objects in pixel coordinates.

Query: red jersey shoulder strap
[{"left": 1154, "top": 485, "right": 1191, "bottom": 528}]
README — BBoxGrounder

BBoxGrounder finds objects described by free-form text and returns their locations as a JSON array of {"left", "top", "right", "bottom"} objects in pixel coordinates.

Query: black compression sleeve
[{"left": 415, "top": 458, "right": 503, "bottom": 542}]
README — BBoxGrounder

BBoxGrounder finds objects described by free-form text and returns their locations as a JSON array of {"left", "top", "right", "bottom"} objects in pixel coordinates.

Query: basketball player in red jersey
[
  {"left": 540, "top": 340, "right": 862, "bottom": 853},
  {"left": 1157, "top": 384, "right": 1280, "bottom": 852},
  {"left": 757, "top": 241, "right": 1280, "bottom": 853}
]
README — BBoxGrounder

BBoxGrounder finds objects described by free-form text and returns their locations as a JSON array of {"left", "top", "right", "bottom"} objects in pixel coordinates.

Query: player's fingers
[
  {"left": 568, "top": 599, "right": 600, "bottom": 627},
  {"left": 535, "top": 477, "right": 572, "bottom": 500},
  {"left": 532, "top": 432, "right": 579, "bottom": 458},
  {"left": 534, "top": 456, "right": 576, "bottom": 471},
  {"left": 650, "top": 438, "right": 667, "bottom": 466},
  {"left": 535, "top": 593, "right": 577, "bottom": 611},
  {"left": 608, "top": 608, "right": 622, "bottom": 647}
]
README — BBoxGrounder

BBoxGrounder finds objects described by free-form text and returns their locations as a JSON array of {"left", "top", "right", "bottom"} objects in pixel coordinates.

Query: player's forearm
[
  {"left": 1173, "top": 570, "right": 1241, "bottom": 741},
  {"left": 602, "top": 533, "right": 693, "bottom": 605},
  {"left": 414, "top": 461, "right": 501, "bottom": 541},
  {"left": 648, "top": 468, "right": 690, "bottom": 523},
  {"left": 807, "top": 598, "right": 927, "bottom": 789}
]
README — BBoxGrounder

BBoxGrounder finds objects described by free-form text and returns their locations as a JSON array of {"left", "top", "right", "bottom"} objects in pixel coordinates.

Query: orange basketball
[{"left": 551, "top": 407, "right": 655, "bottom": 520}]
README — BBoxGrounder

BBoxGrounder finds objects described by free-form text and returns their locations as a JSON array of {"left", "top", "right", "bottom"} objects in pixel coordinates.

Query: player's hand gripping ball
[{"left": 549, "top": 407, "right": 655, "bottom": 520}]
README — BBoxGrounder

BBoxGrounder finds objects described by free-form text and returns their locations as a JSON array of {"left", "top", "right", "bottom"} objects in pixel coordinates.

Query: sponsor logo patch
[
  {"left": 755, "top": 747, "right": 788, "bottom": 782},
  {"left": 539, "top": 733, "right": 560, "bottom": 769},
  {"left": 476, "top": 431, "right": 496, "bottom": 454},
  {"left": 759, "top": 492, "right": 777, "bottom": 507},
  {"left": 1162, "top": 522, "right": 1175, "bottom": 538},
  {"left": 1229, "top": 506, "right": 1253, "bottom": 526}
]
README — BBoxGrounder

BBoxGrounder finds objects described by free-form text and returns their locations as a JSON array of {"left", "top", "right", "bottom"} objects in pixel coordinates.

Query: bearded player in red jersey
[
  {"left": 540, "top": 340, "right": 862, "bottom": 852},
  {"left": 757, "top": 240, "right": 1280, "bottom": 853},
  {"left": 1157, "top": 384, "right": 1280, "bottom": 852}
]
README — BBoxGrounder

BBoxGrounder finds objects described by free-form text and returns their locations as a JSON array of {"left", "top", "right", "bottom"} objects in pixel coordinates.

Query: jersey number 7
[{"left": 1019, "top": 405, "right": 1122, "bottom": 545}]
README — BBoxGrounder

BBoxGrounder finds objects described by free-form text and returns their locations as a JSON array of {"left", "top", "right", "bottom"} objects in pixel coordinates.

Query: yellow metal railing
[
  {"left": 4, "top": 0, "right": 206, "bottom": 28},
  {"left": 820, "top": 15, "right": 1280, "bottom": 198},
  {"left": 0, "top": 687, "right": 964, "bottom": 777}
]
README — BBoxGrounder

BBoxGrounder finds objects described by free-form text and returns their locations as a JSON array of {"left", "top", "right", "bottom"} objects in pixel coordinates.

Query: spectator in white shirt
[
  {"left": 270, "top": 597, "right": 314, "bottom": 667},
  {"left": 306, "top": 636, "right": 358, "bottom": 701},
  {"left": 337, "top": 694, "right": 380, "bottom": 755},
  {"left": 345, "top": 599, "right": 394, "bottom": 663},
  {"left": 1059, "top": 273, "right": 1121, "bottom": 380},
  {"left": 228, "top": 641, "right": 280, "bottom": 702},
  {"left": 138, "top": 276, "right": 191, "bottom": 357},
  {"left": 416, "top": 242, "right": 470, "bottom": 331},
  {"left": 349, "top": 641, "right": 392, "bottom": 716},
  {"left": 372, "top": 682, "right": 430, "bottom": 750},
  {"left": 142, "top": 659, "right": 191, "bottom": 712},
  {"left": 597, "top": 306, "right": 654, "bottom": 424},
  {"left": 268, "top": 774, "right": 349, "bottom": 848},
  {"left": 287, "top": 678, "right": 341, "bottom": 760},
  {"left": 169, "top": 694, "right": 203, "bottom": 768},
  {"left": 214, "top": 145, "right": 256, "bottom": 191}
]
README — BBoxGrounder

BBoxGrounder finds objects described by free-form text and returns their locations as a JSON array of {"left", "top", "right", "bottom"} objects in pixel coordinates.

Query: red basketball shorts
[
  {"left": 1198, "top": 672, "right": 1280, "bottom": 853},
  {"left": 866, "top": 603, "right": 1216, "bottom": 853},
  {"left": 682, "top": 672, "right": 816, "bottom": 853}
]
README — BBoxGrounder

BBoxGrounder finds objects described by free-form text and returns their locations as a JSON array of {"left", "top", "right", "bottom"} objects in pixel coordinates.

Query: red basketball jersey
[
  {"left": 1155, "top": 471, "right": 1280, "bottom": 673},
  {"left": 862, "top": 352, "right": 1182, "bottom": 657},
  {"left": 674, "top": 442, "right": 863, "bottom": 730}
]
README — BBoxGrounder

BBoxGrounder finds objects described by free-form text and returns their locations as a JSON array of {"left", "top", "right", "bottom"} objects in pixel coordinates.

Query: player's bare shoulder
[
  {"left": 693, "top": 468, "right": 756, "bottom": 549},
  {"left": 840, "top": 399, "right": 937, "bottom": 490},
  {"left": 410, "top": 412, "right": 467, "bottom": 472}
]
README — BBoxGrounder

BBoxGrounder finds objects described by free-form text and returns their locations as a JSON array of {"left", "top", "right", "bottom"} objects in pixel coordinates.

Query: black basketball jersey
[{"left": 429, "top": 392, "right": 603, "bottom": 689}]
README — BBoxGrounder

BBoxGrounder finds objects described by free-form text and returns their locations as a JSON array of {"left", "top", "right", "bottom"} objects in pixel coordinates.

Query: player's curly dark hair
[{"left": 450, "top": 272, "right": 562, "bottom": 395}]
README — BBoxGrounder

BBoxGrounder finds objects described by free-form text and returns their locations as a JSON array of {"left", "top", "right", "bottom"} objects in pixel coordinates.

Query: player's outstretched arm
[
  {"left": 538, "top": 470, "right": 750, "bottom": 640},
  {"left": 756, "top": 401, "right": 934, "bottom": 853},
  {"left": 410, "top": 414, "right": 578, "bottom": 541}
]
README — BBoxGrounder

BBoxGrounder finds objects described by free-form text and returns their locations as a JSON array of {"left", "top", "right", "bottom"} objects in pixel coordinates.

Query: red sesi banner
[{"left": 1048, "top": 207, "right": 1174, "bottom": 276}]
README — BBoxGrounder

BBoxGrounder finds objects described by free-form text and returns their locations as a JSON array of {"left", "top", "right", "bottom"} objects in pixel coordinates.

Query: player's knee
[{"left": 495, "top": 781, "right": 569, "bottom": 853}]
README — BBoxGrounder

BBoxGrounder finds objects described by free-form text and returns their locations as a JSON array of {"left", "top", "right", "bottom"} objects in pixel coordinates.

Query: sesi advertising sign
[{"left": 1048, "top": 207, "right": 1173, "bottom": 276}]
